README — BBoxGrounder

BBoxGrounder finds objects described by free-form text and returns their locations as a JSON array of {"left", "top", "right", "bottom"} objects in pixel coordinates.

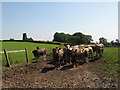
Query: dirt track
[{"left": 2, "top": 54, "right": 118, "bottom": 88}]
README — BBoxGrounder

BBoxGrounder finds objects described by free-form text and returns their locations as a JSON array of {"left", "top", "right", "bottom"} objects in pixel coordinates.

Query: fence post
[
  {"left": 4, "top": 49, "right": 10, "bottom": 67},
  {"left": 25, "top": 48, "right": 29, "bottom": 62}
]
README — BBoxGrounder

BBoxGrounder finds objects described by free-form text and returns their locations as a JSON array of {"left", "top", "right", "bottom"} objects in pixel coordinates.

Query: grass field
[
  {"left": 90, "top": 47, "right": 119, "bottom": 78},
  {"left": 1, "top": 41, "right": 119, "bottom": 78},
  {"left": 1, "top": 41, "right": 63, "bottom": 69},
  {"left": 102, "top": 47, "right": 119, "bottom": 78}
]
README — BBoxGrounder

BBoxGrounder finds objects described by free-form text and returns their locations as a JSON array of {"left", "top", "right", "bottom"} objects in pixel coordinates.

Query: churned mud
[{"left": 2, "top": 54, "right": 118, "bottom": 88}]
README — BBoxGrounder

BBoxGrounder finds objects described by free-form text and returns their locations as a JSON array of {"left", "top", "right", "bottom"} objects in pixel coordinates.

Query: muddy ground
[{"left": 2, "top": 54, "right": 119, "bottom": 88}]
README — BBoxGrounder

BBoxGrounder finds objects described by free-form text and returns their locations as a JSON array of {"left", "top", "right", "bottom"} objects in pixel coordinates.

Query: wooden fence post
[
  {"left": 25, "top": 48, "right": 29, "bottom": 62},
  {"left": 4, "top": 49, "right": 10, "bottom": 67}
]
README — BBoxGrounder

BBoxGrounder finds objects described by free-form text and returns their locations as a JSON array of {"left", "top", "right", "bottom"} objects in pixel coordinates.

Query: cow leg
[
  {"left": 62, "top": 56, "right": 65, "bottom": 64},
  {"left": 73, "top": 62, "right": 77, "bottom": 68},
  {"left": 67, "top": 57, "right": 70, "bottom": 64},
  {"left": 102, "top": 49, "right": 104, "bottom": 56},
  {"left": 68, "top": 57, "right": 71, "bottom": 64},
  {"left": 55, "top": 59, "right": 59, "bottom": 69},
  {"left": 71, "top": 58, "right": 74, "bottom": 65},
  {"left": 63, "top": 56, "right": 66, "bottom": 64},
  {"left": 88, "top": 53, "right": 91, "bottom": 62},
  {"left": 55, "top": 59, "right": 61, "bottom": 70},
  {"left": 71, "top": 58, "right": 76, "bottom": 68},
  {"left": 62, "top": 56, "right": 66, "bottom": 64},
  {"left": 89, "top": 53, "right": 93, "bottom": 61},
  {"left": 61, "top": 58, "right": 64, "bottom": 65},
  {"left": 59, "top": 58, "right": 62, "bottom": 67},
  {"left": 52, "top": 57, "right": 55, "bottom": 65},
  {"left": 43, "top": 55, "right": 46, "bottom": 60},
  {"left": 55, "top": 64, "right": 59, "bottom": 70},
  {"left": 88, "top": 53, "right": 91, "bottom": 61},
  {"left": 96, "top": 51, "right": 99, "bottom": 58},
  {"left": 74, "top": 57, "right": 77, "bottom": 67},
  {"left": 69, "top": 57, "right": 72, "bottom": 64},
  {"left": 78, "top": 56, "right": 81, "bottom": 65},
  {"left": 85, "top": 57, "right": 89, "bottom": 63},
  {"left": 91, "top": 54, "right": 94, "bottom": 61},
  {"left": 101, "top": 49, "right": 103, "bottom": 57},
  {"left": 100, "top": 51, "right": 102, "bottom": 57}
]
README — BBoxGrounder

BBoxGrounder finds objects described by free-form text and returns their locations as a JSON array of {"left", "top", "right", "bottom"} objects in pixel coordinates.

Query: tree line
[
  {"left": 53, "top": 32, "right": 93, "bottom": 45},
  {"left": 8, "top": 32, "right": 120, "bottom": 46},
  {"left": 53, "top": 32, "right": 120, "bottom": 46},
  {"left": 9, "top": 33, "right": 33, "bottom": 41}
]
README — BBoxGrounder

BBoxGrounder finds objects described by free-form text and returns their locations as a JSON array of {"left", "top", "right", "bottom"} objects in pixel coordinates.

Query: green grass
[
  {"left": 102, "top": 47, "right": 119, "bottom": 78},
  {"left": 91, "top": 47, "right": 119, "bottom": 78},
  {"left": 1, "top": 41, "right": 63, "bottom": 69},
  {"left": 1, "top": 42, "right": 119, "bottom": 79}
]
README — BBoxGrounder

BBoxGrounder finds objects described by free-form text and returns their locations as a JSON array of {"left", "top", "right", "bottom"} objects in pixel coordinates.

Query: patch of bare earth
[{"left": 2, "top": 54, "right": 118, "bottom": 88}]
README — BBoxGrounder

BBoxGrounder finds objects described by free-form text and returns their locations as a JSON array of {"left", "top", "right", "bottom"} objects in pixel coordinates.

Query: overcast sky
[{"left": 2, "top": 1, "right": 118, "bottom": 42}]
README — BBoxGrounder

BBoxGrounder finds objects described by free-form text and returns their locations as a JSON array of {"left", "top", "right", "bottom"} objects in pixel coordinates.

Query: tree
[
  {"left": 53, "top": 32, "right": 66, "bottom": 42},
  {"left": 72, "top": 32, "right": 83, "bottom": 37},
  {"left": 9, "top": 38, "right": 14, "bottom": 40},
  {"left": 59, "top": 33, "right": 66, "bottom": 42},
  {"left": 53, "top": 32, "right": 93, "bottom": 45},
  {"left": 23, "top": 33, "right": 27, "bottom": 41},
  {"left": 72, "top": 32, "right": 93, "bottom": 44},
  {"left": 53, "top": 32, "right": 61, "bottom": 42},
  {"left": 99, "top": 37, "right": 107, "bottom": 44},
  {"left": 67, "top": 35, "right": 79, "bottom": 45},
  {"left": 115, "top": 39, "right": 119, "bottom": 43},
  {"left": 84, "top": 35, "right": 93, "bottom": 44},
  {"left": 114, "top": 39, "right": 120, "bottom": 46},
  {"left": 110, "top": 40, "right": 114, "bottom": 46},
  {"left": 27, "top": 37, "right": 34, "bottom": 41},
  {"left": 96, "top": 41, "right": 99, "bottom": 44}
]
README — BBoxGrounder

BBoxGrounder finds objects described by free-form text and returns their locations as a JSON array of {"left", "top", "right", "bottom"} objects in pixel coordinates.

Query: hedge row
[{"left": 2, "top": 40, "right": 64, "bottom": 45}]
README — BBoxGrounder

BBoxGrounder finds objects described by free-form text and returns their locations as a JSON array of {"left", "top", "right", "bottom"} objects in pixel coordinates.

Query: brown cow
[
  {"left": 53, "top": 47, "right": 65, "bottom": 68},
  {"left": 64, "top": 45, "right": 92, "bottom": 67},
  {"left": 64, "top": 44, "right": 76, "bottom": 64},
  {"left": 32, "top": 47, "right": 46, "bottom": 60},
  {"left": 95, "top": 44, "right": 104, "bottom": 57},
  {"left": 77, "top": 45, "right": 94, "bottom": 63},
  {"left": 82, "top": 46, "right": 94, "bottom": 63},
  {"left": 89, "top": 44, "right": 104, "bottom": 58},
  {"left": 68, "top": 46, "right": 85, "bottom": 67}
]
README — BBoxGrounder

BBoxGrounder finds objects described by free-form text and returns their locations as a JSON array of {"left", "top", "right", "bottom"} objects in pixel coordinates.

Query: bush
[{"left": 9, "top": 38, "right": 14, "bottom": 40}]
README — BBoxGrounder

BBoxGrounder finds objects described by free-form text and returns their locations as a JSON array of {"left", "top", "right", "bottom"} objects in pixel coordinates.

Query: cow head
[
  {"left": 69, "top": 49, "right": 77, "bottom": 57},
  {"left": 53, "top": 47, "right": 59, "bottom": 55}
]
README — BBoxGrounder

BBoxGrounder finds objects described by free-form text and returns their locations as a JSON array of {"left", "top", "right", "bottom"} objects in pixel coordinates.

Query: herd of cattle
[{"left": 32, "top": 44, "right": 104, "bottom": 68}]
